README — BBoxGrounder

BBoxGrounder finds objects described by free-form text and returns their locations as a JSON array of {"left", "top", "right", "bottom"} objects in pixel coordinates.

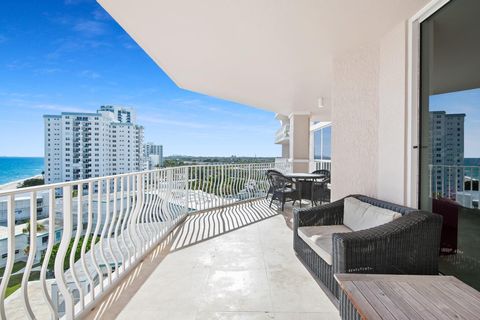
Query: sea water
[{"left": 0, "top": 157, "right": 44, "bottom": 185}]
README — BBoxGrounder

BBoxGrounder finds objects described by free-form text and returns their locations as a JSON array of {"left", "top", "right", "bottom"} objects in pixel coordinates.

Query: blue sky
[{"left": 0, "top": 0, "right": 279, "bottom": 157}]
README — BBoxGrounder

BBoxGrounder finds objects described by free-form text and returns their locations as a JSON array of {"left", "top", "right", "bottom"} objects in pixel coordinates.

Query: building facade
[
  {"left": 429, "top": 111, "right": 465, "bottom": 195},
  {"left": 44, "top": 106, "right": 144, "bottom": 183},
  {"left": 144, "top": 142, "right": 164, "bottom": 169}
]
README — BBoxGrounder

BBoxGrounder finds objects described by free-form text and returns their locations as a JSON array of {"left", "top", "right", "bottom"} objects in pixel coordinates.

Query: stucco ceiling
[
  {"left": 429, "top": 0, "right": 480, "bottom": 95},
  {"left": 98, "top": 0, "right": 429, "bottom": 118}
]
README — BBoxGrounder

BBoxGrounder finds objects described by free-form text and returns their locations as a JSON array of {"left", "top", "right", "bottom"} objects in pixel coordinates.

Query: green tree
[
  {"left": 45, "top": 236, "right": 98, "bottom": 271},
  {"left": 18, "top": 178, "right": 44, "bottom": 188},
  {"left": 163, "top": 159, "right": 185, "bottom": 167},
  {"left": 22, "top": 221, "right": 46, "bottom": 255}
]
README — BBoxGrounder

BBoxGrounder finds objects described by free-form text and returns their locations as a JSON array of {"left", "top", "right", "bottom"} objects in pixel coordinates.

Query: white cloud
[
  {"left": 31, "top": 104, "right": 92, "bottom": 113},
  {"left": 47, "top": 38, "right": 110, "bottom": 59},
  {"left": 79, "top": 69, "right": 101, "bottom": 79},
  {"left": 34, "top": 68, "right": 62, "bottom": 75},
  {"left": 73, "top": 20, "right": 107, "bottom": 37},
  {"left": 64, "top": 0, "right": 91, "bottom": 5},
  {"left": 92, "top": 8, "right": 111, "bottom": 21},
  {"left": 138, "top": 115, "right": 211, "bottom": 129},
  {"left": 5, "top": 60, "right": 31, "bottom": 70}
]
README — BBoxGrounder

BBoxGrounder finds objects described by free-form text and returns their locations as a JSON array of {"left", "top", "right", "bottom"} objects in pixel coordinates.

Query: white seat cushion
[
  {"left": 343, "top": 197, "right": 402, "bottom": 231},
  {"left": 298, "top": 225, "right": 352, "bottom": 265}
]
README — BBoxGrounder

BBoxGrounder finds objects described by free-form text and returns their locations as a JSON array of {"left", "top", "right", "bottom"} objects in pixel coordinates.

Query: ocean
[{"left": 0, "top": 157, "right": 44, "bottom": 185}]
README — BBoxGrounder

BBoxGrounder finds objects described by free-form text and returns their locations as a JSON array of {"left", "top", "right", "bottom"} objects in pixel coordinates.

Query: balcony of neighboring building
[{"left": 274, "top": 125, "right": 289, "bottom": 145}]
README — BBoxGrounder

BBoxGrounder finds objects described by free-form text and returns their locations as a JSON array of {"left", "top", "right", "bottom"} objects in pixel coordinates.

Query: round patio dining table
[
  {"left": 283, "top": 172, "right": 326, "bottom": 205},
  {"left": 284, "top": 173, "right": 325, "bottom": 180}
]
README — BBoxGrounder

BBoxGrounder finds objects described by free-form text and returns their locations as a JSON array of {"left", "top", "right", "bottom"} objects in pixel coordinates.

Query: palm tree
[{"left": 22, "top": 220, "right": 46, "bottom": 255}]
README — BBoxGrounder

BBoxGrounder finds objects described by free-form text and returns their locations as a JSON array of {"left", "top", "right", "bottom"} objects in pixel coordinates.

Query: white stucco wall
[
  {"left": 331, "top": 22, "right": 409, "bottom": 205},
  {"left": 331, "top": 43, "right": 380, "bottom": 200},
  {"left": 377, "top": 22, "right": 408, "bottom": 204}
]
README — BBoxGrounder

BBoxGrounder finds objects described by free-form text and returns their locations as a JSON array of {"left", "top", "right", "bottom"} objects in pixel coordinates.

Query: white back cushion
[
  {"left": 344, "top": 197, "right": 371, "bottom": 230},
  {"left": 344, "top": 197, "right": 402, "bottom": 231}
]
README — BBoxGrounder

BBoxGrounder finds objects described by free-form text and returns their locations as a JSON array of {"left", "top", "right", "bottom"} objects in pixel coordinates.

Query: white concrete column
[
  {"left": 289, "top": 113, "right": 310, "bottom": 173},
  {"left": 281, "top": 144, "right": 289, "bottom": 158}
]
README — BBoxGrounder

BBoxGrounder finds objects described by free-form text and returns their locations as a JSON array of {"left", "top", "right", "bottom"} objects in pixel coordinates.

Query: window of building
[{"left": 313, "top": 125, "right": 332, "bottom": 161}]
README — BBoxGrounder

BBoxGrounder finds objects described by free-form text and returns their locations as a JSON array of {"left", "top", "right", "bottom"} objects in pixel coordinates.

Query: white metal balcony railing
[
  {"left": 0, "top": 162, "right": 289, "bottom": 319},
  {"left": 273, "top": 158, "right": 293, "bottom": 173},
  {"left": 429, "top": 165, "right": 480, "bottom": 209},
  {"left": 274, "top": 158, "right": 331, "bottom": 173},
  {"left": 313, "top": 159, "right": 331, "bottom": 172}
]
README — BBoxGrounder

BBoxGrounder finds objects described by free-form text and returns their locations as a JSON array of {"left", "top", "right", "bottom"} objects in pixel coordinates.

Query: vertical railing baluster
[
  {"left": 184, "top": 167, "right": 189, "bottom": 215},
  {"left": 91, "top": 180, "right": 104, "bottom": 294},
  {"left": 112, "top": 177, "right": 124, "bottom": 274},
  {"left": 21, "top": 191, "right": 38, "bottom": 319},
  {"left": 151, "top": 171, "right": 160, "bottom": 241},
  {"left": 117, "top": 177, "right": 127, "bottom": 273},
  {"left": 145, "top": 172, "right": 155, "bottom": 244},
  {"left": 128, "top": 176, "right": 139, "bottom": 259},
  {"left": 40, "top": 188, "right": 59, "bottom": 319},
  {"left": 55, "top": 185, "right": 74, "bottom": 320},
  {"left": 69, "top": 183, "right": 84, "bottom": 311},
  {"left": 106, "top": 178, "right": 119, "bottom": 278},
  {"left": 0, "top": 195, "right": 15, "bottom": 319},
  {"left": 80, "top": 182, "right": 95, "bottom": 303},
  {"left": 99, "top": 178, "right": 112, "bottom": 284},
  {"left": 131, "top": 175, "right": 142, "bottom": 258},
  {"left": 122, "top": 176, "right": 133, "bottom": 268},
  {"left": 135, "top": 174, "right": 146, "bottom": 255}
]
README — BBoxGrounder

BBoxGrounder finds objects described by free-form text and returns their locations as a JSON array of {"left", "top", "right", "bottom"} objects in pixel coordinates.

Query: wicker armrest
[
  {"left": 293, "top": 198, "right": 344, "bottom": 230},
  {"left": 332, "top": 211, "right": 443, "bottom": 275}
]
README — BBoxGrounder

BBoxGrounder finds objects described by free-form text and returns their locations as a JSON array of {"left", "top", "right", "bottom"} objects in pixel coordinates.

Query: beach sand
[{"left": 0, "top": 175, "right": 43, "bottom": 191}]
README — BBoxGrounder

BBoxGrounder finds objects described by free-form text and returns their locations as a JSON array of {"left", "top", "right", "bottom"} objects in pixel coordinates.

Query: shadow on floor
[
  {"left": 84, "top": 199, "right": 286, "bottom": 320},
  {"left": 170, "top": 199, "right": 281, "bottom": 251}
]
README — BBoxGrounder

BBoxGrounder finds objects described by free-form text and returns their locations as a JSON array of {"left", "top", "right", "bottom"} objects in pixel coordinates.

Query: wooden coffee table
[{"left": 335, "top": 273, "right": 480, "bottom": 320}]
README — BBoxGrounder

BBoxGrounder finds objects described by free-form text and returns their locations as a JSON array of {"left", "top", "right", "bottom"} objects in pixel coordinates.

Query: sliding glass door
[{"left": 419, "top": 0, "right": 480, "bottom": 289}]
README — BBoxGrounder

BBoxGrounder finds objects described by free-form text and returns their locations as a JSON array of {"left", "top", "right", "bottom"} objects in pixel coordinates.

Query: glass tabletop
[{"left": 283, "top": 173, "right": 325, "bottom": 179}]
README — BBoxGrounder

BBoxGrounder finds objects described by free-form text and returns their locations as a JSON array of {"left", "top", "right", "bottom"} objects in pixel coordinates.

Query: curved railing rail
[{"left": 0, "top": 162, "right": 287, "bottom": 319}]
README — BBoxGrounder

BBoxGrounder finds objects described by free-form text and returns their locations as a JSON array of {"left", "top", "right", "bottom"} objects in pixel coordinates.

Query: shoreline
[{"left": 0, "top": 175, "right": 43, "bottom": 191}]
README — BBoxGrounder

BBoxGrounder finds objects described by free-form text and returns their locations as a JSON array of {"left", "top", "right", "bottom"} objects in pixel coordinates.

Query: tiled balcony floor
[{"left": 87, "top": 200, "right": 339, "bottom": 320}]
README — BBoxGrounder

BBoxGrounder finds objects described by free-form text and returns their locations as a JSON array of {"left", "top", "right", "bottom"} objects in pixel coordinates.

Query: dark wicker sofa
[{"left": 293, "top": 195, "right": 443, "bottom": 300}]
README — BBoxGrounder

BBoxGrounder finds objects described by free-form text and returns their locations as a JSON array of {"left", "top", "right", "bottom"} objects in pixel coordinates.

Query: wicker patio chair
[
  {"left": 267, "top": 171, "right": 299, "bottom": 211},
  {"left": 311, "top": 169, "right": 331, "bottom": 205},
  {"left": 293, "top": 195, "right": 443, "bottom": 300},
  {"left": 265, "top": 169, "right": 283, "bottom": 199}
]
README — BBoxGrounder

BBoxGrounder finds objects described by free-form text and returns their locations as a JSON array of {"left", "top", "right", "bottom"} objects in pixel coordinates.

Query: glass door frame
[{"left": 407, "top": 0, "right": 451, "bottom": 208}]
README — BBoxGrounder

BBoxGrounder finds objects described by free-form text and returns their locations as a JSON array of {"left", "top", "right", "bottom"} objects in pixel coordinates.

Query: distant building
[
  {"left": 144, "top": 142, "right": 164, "bottom": 169},
  {"left": 0, "top": 193, "right": 49, "bottom": 226},
  {"left": 429, "top": 111, "right": 465, "bottom": 193},
  {"left": 44, "top": 106, "right": 144, "bottom": 184}
]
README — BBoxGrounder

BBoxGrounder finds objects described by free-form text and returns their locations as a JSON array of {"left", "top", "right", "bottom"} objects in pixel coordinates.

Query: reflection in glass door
[{"left": 419, "top": 0, "right": 480, "bottom": 290}]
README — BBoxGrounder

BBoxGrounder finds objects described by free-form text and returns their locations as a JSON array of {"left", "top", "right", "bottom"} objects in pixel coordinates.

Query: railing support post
[{"left": 55, "top": 185, "right": 74, "bottom": 320}]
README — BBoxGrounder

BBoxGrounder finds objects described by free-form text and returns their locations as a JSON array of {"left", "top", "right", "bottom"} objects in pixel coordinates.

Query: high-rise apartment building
[
  {"left": 429, "top": 111, "right": 465, "bottom": 193},
  {"left": 144, "top": 142, "right": 164, "bottom": 169},
  {"left": 44, "top": 106, "right": 144, "bottom": 184}
]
